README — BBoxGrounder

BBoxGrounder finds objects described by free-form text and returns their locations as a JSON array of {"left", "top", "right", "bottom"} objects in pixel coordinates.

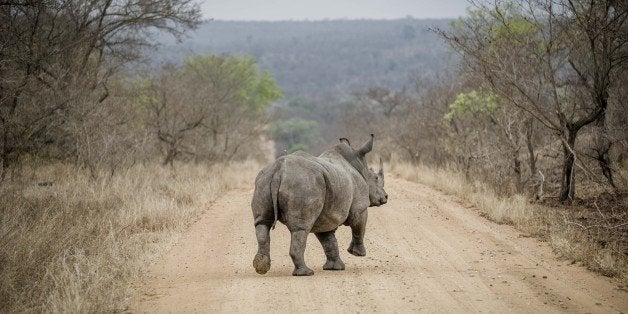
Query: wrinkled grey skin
[{"left": 251, "top": 134, "right": 388, "bottom": 276}]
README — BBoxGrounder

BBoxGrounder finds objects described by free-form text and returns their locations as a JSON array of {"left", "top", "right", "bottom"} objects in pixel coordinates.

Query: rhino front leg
[
  {"left": 289, "top": 230, "right": 314, "bottom": 276},
  {"left": 253, "top": 224, "right": 271, "bottom": 274},
  {"left": 348, "top": 211, "right": 367, "bottom": 256},
  {"left": 315, "top": 230, "right": 345, "bottom": 270}
]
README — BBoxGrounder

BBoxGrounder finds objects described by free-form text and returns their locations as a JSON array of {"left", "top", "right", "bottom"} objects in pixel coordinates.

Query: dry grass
[
  {"left": 0, "top": 160, "right": 261, "bottom": 312},
  {"left": 389, "top": 158, "right": 627, "bottom": 285}
]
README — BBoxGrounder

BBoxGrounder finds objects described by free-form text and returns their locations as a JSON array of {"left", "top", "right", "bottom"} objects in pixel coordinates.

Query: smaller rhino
[{"left": 251, "top": 134, "right": 388, "bottom": 276}]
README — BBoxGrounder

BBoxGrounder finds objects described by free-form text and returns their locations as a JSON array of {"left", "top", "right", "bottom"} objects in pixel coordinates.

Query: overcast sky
[{"left": 201, "top": 0, "right": 469, "bottom": 21}]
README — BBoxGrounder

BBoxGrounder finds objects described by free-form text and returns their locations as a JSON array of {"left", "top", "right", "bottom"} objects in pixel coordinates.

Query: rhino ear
[
  {"left": 357, "top": 134, "right": 374, "bottom": 156},
  {"left": 339, "top": 138, "right": 351, "bottom": 147}
]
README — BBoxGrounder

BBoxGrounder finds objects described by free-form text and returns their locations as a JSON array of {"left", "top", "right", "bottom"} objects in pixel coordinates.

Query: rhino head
[
  {"left": 337, "top": 135, "right": 388, "bottom": 207},
  {"left": 368, "top": 158, "right": 387, "bottom": 206}
]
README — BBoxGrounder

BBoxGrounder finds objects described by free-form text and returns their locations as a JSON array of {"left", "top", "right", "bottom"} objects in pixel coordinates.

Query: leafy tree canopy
[
  {"left": 182, "top": 54, "right": 283, "bottom": 113},
  {"left": 444, "top": 90, "right": 498, "bottom": 121}
]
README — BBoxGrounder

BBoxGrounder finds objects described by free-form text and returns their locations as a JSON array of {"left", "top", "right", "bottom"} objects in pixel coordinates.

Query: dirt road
[{"left": 132, "top": 175, "right": 627, "bottom": 313}]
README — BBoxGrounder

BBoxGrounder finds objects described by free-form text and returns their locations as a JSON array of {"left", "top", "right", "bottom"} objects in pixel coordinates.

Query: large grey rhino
[{"left": 251, "top": 134, "right": 388, "bottom": 276}]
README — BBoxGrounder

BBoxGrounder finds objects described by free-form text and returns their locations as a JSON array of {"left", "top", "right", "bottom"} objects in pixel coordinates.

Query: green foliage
[
  {"left": 444, "top": 90, "right": 499, "bottom": 121},
  {"left": 287, "top": 143, "right": 309, "bottom": 154},
  {"left": 492, "top": 16, "right": 540, "bottom": 52},
  {"left": 493, "top": 17, "right": 537, "bottom": 39},
  {"left": 130, "top": 76, "right": 157, "bottom": 108},
  {"left": 271, "top": 119, "right": 320, "bottom": 153},
  {"left": 451, "top": 2, "right": 540, "bottom": 50},
  {"left": 182, "top": 54, "right": 282, "bottom": 113},
  {"left": 251, "top": 71, "right": 283, "bottom": 110}
]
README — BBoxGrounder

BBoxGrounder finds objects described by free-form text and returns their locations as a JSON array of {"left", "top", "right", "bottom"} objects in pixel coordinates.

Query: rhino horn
[
  {"left": 339, "top": 138, "right": 351, "bottom": 146},
  {"left": 379, "top": 157, "right": 384, "bottom": 178},
  {"left": 357, "top": 134, "right": 374, "bottom": 156}
]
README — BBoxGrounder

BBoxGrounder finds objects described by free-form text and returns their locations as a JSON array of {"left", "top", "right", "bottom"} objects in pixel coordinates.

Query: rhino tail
[{"left": 270, "top": 159, "right": 283, "bottom": 230}]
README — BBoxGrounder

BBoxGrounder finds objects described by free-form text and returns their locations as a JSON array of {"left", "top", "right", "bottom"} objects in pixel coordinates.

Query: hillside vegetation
[
  {"left": 0, "top": 1, "right": 274, "bottom": 311},
  {"left": 1, "top": 0, "right": 626, "bottom": 311},
  {"left": 155, "top": 18, "right": 452, "bottom": 98}
]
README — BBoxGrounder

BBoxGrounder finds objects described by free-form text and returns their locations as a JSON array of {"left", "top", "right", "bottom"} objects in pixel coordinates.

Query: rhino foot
[
  {"left": 323, "top": 259, "right": 345, "bottom": 270},
  {"left": 347, "top": 242, "right": 366, "bottom": 256},
  {"left": 292, "top": 266, "right": 314, "bottom": 276},
  {"left": 253, "top": 253, "right": 271, "bottom": 274}
]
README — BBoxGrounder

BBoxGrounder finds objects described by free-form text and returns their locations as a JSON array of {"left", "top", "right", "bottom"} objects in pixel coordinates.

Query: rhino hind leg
[
  {"left": 253, "top": 224, "right": 271, "bottom": 274},
  {"left": 289, "top": 230, "right": 314, "bottom": 276},
  {"left": 315, "top": 230, "right": 345, "bottom": 270}
]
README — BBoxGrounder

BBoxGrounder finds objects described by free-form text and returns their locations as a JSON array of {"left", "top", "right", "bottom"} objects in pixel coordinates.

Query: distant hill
[{"left": 154, "top": 18, "right": 454, "bottom": 99}]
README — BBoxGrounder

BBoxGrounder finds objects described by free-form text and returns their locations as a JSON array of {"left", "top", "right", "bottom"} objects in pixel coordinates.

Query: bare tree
[
  {"left": 562, "top": 0, "right": 628, "bottom": 191},
  {"left": 355, "top": 87, "right": 410, "bottom": 118},
  {"left": 143, "top": 65, "right": 205, "bottom": 167},
  {"left": 142, "top": 55, "right": 282, "bottom": 166},
  {"left": 393, "top": 80, "right": 456, "bottom": 165},
  {"left": 0, "top": 0, "right": 200, "bottom": 178},
  {"left": 437, "top": 0, "right": 627, "bottom": 201}
]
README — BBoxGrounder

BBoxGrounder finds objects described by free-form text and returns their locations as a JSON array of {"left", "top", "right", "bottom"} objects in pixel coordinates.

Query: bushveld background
[{"left": 1, "top": 0, "right": 626, "bottom": 311}]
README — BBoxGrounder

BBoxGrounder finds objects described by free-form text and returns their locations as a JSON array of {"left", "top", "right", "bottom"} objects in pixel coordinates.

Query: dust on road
[{"left": 132, "top": 175, "right": 627, "bottom": 313}]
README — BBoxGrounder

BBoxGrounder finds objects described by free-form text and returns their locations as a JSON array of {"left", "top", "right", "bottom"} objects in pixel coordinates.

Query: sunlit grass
[
  {"left": 389, "top": 158, "right": 627, "bottom": 284},
  {"left": 0, "top": 161, "right": 261, "bottom": 312}
]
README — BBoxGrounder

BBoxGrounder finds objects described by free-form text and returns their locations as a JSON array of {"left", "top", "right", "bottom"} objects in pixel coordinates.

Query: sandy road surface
[{"left": 132, "top": 175, "right": 627, "bottom": 313}]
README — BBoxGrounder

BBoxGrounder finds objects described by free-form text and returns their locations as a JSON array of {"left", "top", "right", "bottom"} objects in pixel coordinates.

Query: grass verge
[
  {"left": 0, "top": 160, "right": 260, "bottom": 312},
  {"left": 389, "top": 161, "right": 627, "bottom": 285}
]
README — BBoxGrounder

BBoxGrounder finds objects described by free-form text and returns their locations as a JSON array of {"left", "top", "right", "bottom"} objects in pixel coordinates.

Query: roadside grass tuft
[
  {"left": 0, "top": 161, "right": 260, "bottom": 312},
  {"left": 389, "top": 160, "right": 627, "bottom": 285}
]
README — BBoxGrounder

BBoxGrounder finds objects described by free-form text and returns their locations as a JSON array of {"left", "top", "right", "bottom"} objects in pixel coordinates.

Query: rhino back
[
  {"left": 274, "top": 155, "right": 324, "bottom": 231},
  {"left": 279, "top": 153, "right": 365, "bottom": 233}
]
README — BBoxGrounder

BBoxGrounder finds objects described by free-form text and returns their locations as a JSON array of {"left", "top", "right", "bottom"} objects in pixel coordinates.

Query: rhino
[{"left": 251, "top": 134, "right": 388, "bottom": 276}]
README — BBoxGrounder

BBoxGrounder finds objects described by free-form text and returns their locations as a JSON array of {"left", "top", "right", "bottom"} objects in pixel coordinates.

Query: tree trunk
[
  {"left": 464, "top": 156, "right": 472, "bottom": 181},
  {"left": 597, "top": 150, "right": 615, "bottom": 189},
  {"left": 163, "top": 146, "right": 176, "bottom": 168},
  {"left": 514, "top": 155, "right": 522, "bottom": 193},
  {"left": 0, "top": 146, "right": 14, "bottom": 182},
  {"left": 525, "top": 118, "right": 537, "bottom": 176},
  {"left": 1, "top": 158, "right": 8, "bottom": 182},
  {"left": 559, "top": 128, "right": 578, "bottom": 202},
  {"left": 594, "top": 115, "right": 616, "bottom": 191}
]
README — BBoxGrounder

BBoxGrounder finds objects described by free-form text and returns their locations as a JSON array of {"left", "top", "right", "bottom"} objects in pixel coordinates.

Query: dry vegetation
[
  {"left": 1, "top": 0, "right": 626, "bottom": 310},
  {"left": 389, "top": 159, "right": 627, "bottom": 284},
  {"left": 0, "top": 2, "right": 277, "bottom": 310},
  {"left": 0, "top": 160, "right": 261, "bottom": 312},
  {"left": 336, "top": 0, "right": 627, "bottom": 283}
]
